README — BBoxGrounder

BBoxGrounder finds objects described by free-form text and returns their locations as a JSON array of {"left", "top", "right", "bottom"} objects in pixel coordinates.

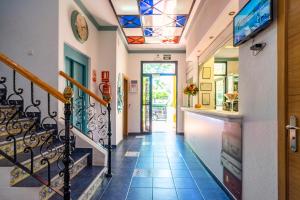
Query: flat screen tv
[{"left": 233, "top": 0, "right": 273, "bottom": 46}]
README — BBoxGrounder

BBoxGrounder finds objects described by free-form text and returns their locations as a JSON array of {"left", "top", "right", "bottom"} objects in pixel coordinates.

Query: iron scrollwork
[{"left": 0, "top": 69, "right": 74, "bottom": 199}]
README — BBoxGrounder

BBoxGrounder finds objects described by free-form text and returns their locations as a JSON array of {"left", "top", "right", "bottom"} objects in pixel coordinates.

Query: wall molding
[
  {"left": 128, "top": 50, "right": 186, "bottom": 54},
  {"left": 215, "top": 58, "right": 239, "bottom": 62}
]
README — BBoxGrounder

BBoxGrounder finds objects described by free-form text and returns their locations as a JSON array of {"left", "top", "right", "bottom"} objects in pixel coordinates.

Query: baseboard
[{"left": 128, "top": 132, "right": 151, "bottom": 135}]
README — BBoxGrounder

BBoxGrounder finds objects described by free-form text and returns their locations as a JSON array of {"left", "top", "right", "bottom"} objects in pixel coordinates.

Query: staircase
[{"left": 0, "top": 54, "right": 112, "bottom": 200}]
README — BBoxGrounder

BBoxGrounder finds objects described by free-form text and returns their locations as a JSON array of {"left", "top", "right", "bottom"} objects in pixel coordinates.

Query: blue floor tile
[
  {"left": 153, "top": 177, "right": 175, "bottom": 188},
  {"left": 171, "top": 169, "right": 192, "bottom": 178},
  {"left": 131, "top": 177, "right": 152, "bottom": 188},
  {"left": 201, "top": 189, "right": 230, "bottom": 200},
  {"left": 127, "top": 188, "right": 152, "bottom": 200},
  {"left": 152, "top": 169, "right": 172, "bottom": 178},
  {"left": 153, "top": 162, "right": 170, "bottom": 169},
  {"left": 93, "top": 133, "right": 230, "bottom": 200},
  {"left": 176, "top": 188, "right": 204, "bottom": 200},
  {"left": 174, "top": 178, "right": 198, "bottom": 189},
  {"left": 153, "top": 188, "right": 178, "bottom": 200}
]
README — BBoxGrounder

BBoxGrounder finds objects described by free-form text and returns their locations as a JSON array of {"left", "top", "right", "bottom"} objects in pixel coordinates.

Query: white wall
[
  {"left": 58, "top": 1, "right": 129, "bottom": 145},
  {"left": 115, "top": 32, "right": 128, "bottom": 144},
  {"left": 0, "top": 0, "right": 59, "bottom": 117},
  {"left": 127, "top": 53, "right": 186, "bottom": 133},
  {"left": 58, "top": 0, "right": 103, "bottom": 110},
  {"left": 239, "top": 23, "right": 278, "bottom": 200}
]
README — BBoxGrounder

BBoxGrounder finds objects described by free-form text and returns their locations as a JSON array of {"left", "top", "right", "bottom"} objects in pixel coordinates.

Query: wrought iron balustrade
[
  {"left": 59, "top": 70, "right": 112, "bottom": 177},
  {"left": 0, "top": 54, "right": 76, "bottom": 200}
]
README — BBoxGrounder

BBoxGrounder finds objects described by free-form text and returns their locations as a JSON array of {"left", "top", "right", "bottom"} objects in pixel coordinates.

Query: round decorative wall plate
[{"left": 71, "top": 10, "right": 89, "bottom": 43}]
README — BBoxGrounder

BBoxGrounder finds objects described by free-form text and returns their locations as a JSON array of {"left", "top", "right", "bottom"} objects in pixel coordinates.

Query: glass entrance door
[
  {"left": 141, "top": 62, "right": 177, "bottom": 133},
  {"left": 142, "top": 75, "right": 152, "bottom": 133}
]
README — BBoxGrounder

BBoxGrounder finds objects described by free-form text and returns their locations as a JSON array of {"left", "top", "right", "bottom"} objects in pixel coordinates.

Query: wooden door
[
  {"left": 278, "top": 0, "right": 300, "bottom": 199},
  {"left": 123, "top": 78, "right": 128, "bottom": 137}
]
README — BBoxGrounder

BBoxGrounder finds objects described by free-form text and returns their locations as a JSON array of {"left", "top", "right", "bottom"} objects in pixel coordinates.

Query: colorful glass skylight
[{"left": 110, "top": 0, "right": 195, "bottom": 44}]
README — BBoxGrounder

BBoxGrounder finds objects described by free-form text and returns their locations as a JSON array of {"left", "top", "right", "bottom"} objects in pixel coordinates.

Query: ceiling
[
  {"left": 110, "top": 0, "right": 195, "bottom": 45},
  {"left": 79, "top": 0, "right": 200, "bottom": 51}
]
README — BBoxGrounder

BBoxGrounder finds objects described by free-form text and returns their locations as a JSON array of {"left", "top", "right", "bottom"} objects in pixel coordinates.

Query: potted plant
[{"left": 184, "top": 83, "right": 199, "bottom": 107}]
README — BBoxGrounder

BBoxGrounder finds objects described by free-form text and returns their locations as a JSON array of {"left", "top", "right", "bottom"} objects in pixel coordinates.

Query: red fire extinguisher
[{"left": 99, "top": 71, "right": 111, "bottom": 102}]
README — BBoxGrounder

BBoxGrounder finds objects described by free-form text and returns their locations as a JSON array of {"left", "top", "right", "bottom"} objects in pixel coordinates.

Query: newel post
[
  {"left": 106, "top": 103, "right": 112, "bottom": 177},
  {"left": 63, "top": 86, "right": 73, "bottom": 200}
]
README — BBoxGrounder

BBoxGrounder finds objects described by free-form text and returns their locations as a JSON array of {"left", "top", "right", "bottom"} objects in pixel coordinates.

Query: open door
[{"left": 123, "top": 77, "right": 128, "bottom": 138}]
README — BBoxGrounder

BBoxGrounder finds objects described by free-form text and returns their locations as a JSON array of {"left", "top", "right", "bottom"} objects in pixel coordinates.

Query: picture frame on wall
[
  {"left": 202, "top": 67, "right": 211, "bottom": 79},
  {"left": 200, "top": 83, "right": 212, "bottom": 91},
  {"left": 202, "top": 93, "right": 210, "bottom": 105}
]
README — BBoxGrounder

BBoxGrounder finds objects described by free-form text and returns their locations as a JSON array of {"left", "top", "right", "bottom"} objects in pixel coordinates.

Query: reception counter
[{"left": 182, "top": 107, "right": 243, "bottom": 200}]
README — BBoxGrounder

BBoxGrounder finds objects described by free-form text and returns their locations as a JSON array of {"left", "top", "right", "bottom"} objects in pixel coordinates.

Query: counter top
[{"left": 181, "top": 107, "right": 243, "bottom": 120}]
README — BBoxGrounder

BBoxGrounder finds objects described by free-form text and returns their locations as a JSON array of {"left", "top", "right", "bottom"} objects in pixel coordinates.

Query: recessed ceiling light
[{"left": 229, "top": 11, "right": 236, "bottom": 16}]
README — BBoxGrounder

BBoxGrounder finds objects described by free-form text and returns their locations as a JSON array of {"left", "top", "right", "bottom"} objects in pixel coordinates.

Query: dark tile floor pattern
[{"left": 92, "top": 133, "right": 230, "bottom": 200}]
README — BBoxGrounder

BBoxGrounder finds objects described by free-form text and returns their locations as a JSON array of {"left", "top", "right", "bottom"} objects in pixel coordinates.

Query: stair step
[
  {"left": 10, "top": 144, "right": 65, "bottom": 185},
  {"left": 0, "top": 105, "right": 22, "bottom": 122},
  {"left": 14, "top": 149, "right": 91, "bottom": 187},
  {"left": 0, "top": 129, "right": 56, "bottom": 165},
  {"left": 0, "top": 117, "right": 39, "bottom": 141},
  {"left": 39, "top": 151, "right": 91, "bottom": 200},
  {"left": 49, "top": 166, "right": 105, "bottom": 200}
]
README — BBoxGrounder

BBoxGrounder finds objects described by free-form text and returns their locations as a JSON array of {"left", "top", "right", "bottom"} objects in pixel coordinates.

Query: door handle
[
  {"left": 286, "top": 125, "right": 300, "bottom": 130},
  {"left": 286, "top": 115, "right": 298, "bottom": 152}
]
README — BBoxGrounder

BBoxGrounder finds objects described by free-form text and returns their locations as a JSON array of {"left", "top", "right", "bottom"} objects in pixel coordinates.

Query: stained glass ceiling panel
[{"left": 110, "top": 0, "right": 195, "bottom": 44}]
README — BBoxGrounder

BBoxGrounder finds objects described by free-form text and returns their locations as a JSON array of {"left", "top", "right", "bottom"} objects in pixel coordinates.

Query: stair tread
[
  {"left": 50, "top": 166, "right": 105, "bottom": 200},
  {"left": 0, "top": 131, "right": 59, "bottom": 167},
  {"left": 14, "top": 149, "right": 91, "bottom": 187}
]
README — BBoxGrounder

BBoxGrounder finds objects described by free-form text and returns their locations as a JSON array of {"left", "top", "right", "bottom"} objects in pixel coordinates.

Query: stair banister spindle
[{"left": 63, "top": 86, "right": 73, "bottom": 200}]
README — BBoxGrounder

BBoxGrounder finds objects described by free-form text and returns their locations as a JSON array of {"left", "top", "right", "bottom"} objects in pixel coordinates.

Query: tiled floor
[{"left": 92, "top": 133, "right": 230, "bottom": 200}]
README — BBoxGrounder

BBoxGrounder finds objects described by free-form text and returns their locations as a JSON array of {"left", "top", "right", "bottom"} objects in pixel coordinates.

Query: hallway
[{"left": 92, "top": 133, "right": 230, "bottom": 200}]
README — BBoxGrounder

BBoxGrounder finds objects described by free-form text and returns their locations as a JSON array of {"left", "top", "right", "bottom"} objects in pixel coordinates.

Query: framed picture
[
  {"left": 214, "top": 62, "right": 227, "bottom": 76},
  {"left": 202, "top": 67, "right": 211, "bottom": 79},
  {"left": 202, "top": 93, "right": 210, "bottom": 105},
  {"left": 200, "top": 83, "right": 212, "bottom": 91}
]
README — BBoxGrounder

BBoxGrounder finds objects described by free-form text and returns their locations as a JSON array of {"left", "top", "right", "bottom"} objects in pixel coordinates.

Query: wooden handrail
[
  {"left": 0, "top": 53, "right": 67, "bottom": 103},
  {"left": 59, "top": 71, "right": 108, "bottom": 107}
]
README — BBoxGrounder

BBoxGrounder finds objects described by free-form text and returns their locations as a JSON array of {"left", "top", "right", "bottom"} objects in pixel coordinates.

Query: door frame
[
  {"left": 140, "top": 61, "right": 178, "bottom": 134},
  {"left": 278, "top": 0, "right": 288, "bottom": 199},
  {"left": 64, "top": 44, "right": 90, "bottom": 133},
  {"left": 123, "top": 76, "right": 129, "bottom": 138}
]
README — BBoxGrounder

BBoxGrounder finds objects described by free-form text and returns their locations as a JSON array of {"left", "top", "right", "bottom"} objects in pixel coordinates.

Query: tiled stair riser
[
  {"left": 0, "top": 130, "right": 52, "bottom": 160},
  {"left": 10, "top": 145, "right": 65, "bottom": 185},
  {"left": 0, "top": 118, "right": 37, "bottom": 138},
  {"left": 39, "top": 154, "right": 89, "bottom": 200},
  {"left": 78, "top": 167, "right": 107, "bottom": 200},
  {"left": 0, "top": 106, "right": 20, "bottom": 122}
]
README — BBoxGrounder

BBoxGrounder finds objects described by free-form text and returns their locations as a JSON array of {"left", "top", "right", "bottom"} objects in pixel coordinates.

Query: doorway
[
  {"left": 64, "top": 44, "right": 89, "bottom": 134},
  {"left": 123, "top": 77, "right": 128, "bottom": 138},
  {"left": 141, "top": 62, "right": 177, "bottom": 133}
]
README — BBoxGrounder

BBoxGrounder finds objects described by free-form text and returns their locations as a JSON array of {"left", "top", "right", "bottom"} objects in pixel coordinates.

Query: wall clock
[{"left": 71, "top": 10, "right": 89, "bottom": 43}]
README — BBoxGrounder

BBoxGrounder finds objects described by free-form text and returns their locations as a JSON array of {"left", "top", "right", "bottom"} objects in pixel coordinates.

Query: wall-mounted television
[{"left": 233, "top": 0, "right": 273, "bottom": 46}]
